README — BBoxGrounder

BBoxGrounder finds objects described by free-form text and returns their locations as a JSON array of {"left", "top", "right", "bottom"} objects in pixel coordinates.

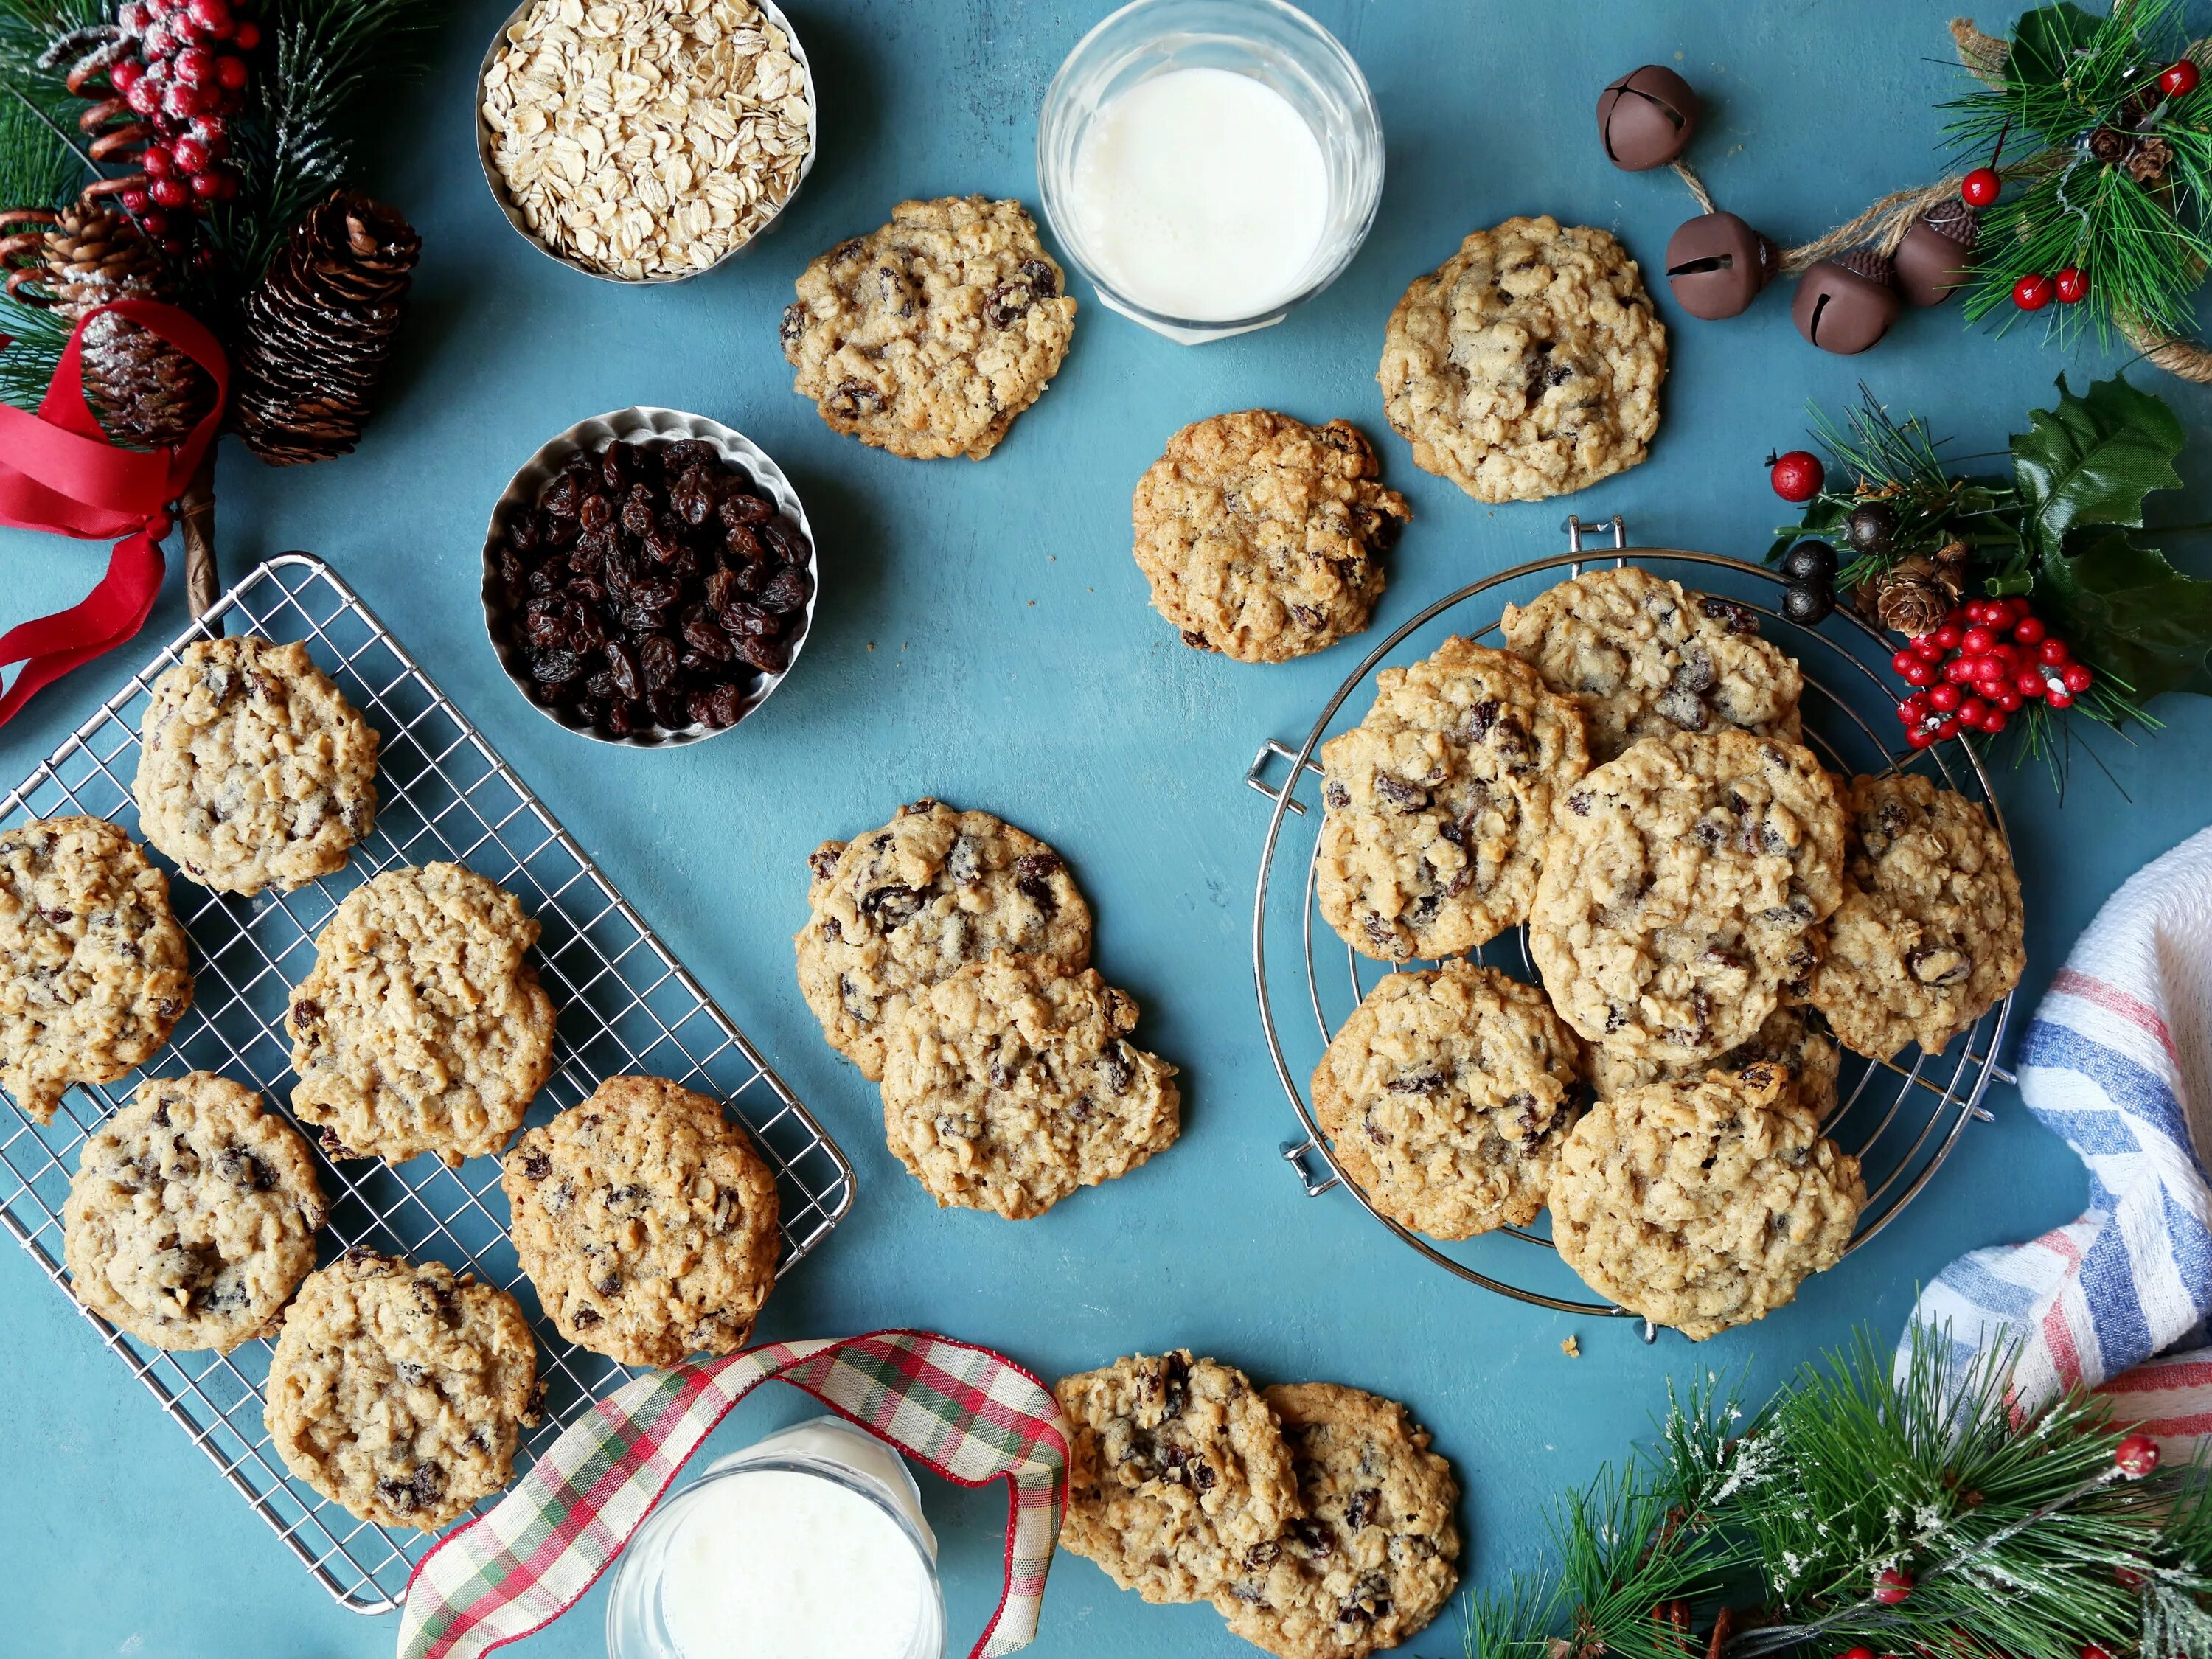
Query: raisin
[
  {"left": 740, "top": 633, "right": 792, "bottom": 673},
  {"left": 1344, "top": 1489, "right": 1380, "bottom": 1530},
  {"left": 832, "top": 379, "right": 883, "bottom": 414},
  {"left": 761, "top": 519, "right": 809, "bottom": 566},
  {"left": 720, "top": 491, "right": 775, "bottom": 529},
  {"left": 758, "top": 566, "right": 813, "bottom": 613},
  {"left": 779, "top": 300, "right": 807, "bottom": 360},
  {"left": 573, "top": 1305, "right": 602, "bottom": 1327}
]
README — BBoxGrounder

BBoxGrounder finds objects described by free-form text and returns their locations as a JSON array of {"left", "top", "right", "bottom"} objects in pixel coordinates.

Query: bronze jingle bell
[
  {"left": 1663, "top": 212, "right": 1778, "bottom": 319},
  {"left": 1891, "top": 198, "right": 1980, "bottom": 307},
  {"left": 1596, "top": 65, "right": 1700, "bottom": 170},
  {"left": 1791, "top": 248, "right": 1900, "bottom": 355}
]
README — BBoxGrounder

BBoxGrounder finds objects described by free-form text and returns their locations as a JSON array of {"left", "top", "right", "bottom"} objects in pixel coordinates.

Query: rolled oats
[{"left": 482, "top": 0, "right": 812, "bottom": 280}]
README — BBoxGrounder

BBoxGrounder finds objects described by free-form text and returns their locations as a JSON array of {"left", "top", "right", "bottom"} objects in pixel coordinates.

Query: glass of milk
[
  {"left": 1038, "top": 0, "right": 1384, "bottom": 344},
  {"left": 605, "top": 1416, "right": 947, "bottom": 1659}
]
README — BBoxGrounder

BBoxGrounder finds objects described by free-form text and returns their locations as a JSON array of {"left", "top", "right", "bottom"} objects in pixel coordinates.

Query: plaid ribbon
[{"left": 398, "top": 1330, "right": 1069, "bottom": 1659}]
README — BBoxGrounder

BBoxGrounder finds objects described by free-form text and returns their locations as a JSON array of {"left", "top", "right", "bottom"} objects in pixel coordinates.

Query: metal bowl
[
  {"left": 481, "top": 406, "right": 820, "bottom": 748},
  {"left": 475, "top": 0, "right": 819, "bottom": 285}
]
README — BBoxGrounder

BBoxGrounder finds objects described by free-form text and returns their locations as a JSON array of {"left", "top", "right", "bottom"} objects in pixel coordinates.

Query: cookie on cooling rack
[
  {"left": 781, "top": 195, "right": 1076, "bottom": 460},
  {"left": 1549, "top": 1065, "right": 1865, "bottom": 1340},
  {"left": 1377, "top": 215, "right": 1666, "bottom": 504},
  {"left": 0, "top": 815, "right": 192, "bottom": 1124},
  {"left": 1057, "top": 1349, "right": 1302, "bottom": 1604},
  {"left": 1806, "top": 773, "right": 2025, "bottom": 1061},
  {"left": 265, "top": 1249, "right": 543, "bottom": 1531},
  {"left": 286, "top": 862, "right": 555, "bottom": 1167},
  {"left": 1131, "top": 411, "right": 1411, "bottom": 663},
  {"left": 134, "top": 635, "right": 379, "bottom": 895},
  {"left": 1315, "top": 636, "right": 1589, "bottom": 963},
  {"left": 795, "top": 798, "right": 1092, "bottom": 1082},
  {"left": 1312, "top": 961, "right": 1584, "bottom": 1240},
  {"left": 63, "top": 1071, "right": 325, "bottom": 1353},
  {"left": 1591, "top": 1002, "right": 1841, "bottom": 1123},
  {"left": 1500, "top": 565, "right": 1804, "bottom": 762},
  {"left": 880, "top": 958, "right": 1178, "bottom": 1220},
  {"left": 501, "top": 1075, "right": 780, "bottom": 1369},
  {"left": 1529, "top": 729, "right": 1844, "bottom": 1068},
  {"left": 1211, "top": 1383, "right": 1461, "bottom": 1659}
]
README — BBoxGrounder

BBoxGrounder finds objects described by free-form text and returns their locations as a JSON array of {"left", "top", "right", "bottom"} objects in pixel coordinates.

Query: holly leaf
[
  {"left": 2006, "top": 4, "right": 2104, "bottom": 89},
  {"left": 2037, "top": 528, "right": 2212, "bottom": 702},
  {"left": 2011, "top": 375, "right": 2184, "bottom": 557}
]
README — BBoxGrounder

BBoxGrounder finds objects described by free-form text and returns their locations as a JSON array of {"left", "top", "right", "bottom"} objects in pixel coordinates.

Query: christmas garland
[
  {"left": 1456, "top": 1328, "right": 2212, "bottom": 1659},
  {"left": 1767, "top": 375, "right": 2212, "bottom": 790}
]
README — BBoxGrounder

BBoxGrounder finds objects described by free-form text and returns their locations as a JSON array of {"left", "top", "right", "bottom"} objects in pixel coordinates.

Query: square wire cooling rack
[{"left": 0, "top": 553, "right": 855, "bottom": 1614}]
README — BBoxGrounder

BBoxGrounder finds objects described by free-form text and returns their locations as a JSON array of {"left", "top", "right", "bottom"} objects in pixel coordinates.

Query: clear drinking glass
[
  {"left": 1037, "top": 0, "right": 1385, "bottom": 344},
  {"left": 605, "top": 1416, "right": 947, "bottom": 1659}
]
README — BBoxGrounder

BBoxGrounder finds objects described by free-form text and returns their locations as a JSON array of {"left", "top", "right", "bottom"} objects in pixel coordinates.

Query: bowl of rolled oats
[{"left": 477, "top": 0, "right": 818, "bottom": 284}]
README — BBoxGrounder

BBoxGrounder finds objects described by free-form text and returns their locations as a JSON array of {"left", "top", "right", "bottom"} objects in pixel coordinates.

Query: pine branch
[{"left": 0, "top": 291, "right": 67, "bottom": 410}]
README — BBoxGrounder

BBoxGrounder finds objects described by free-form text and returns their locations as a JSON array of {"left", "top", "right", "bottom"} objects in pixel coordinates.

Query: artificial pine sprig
[
  {"left": 1942, "top": 0, "right": 2212, "bottom": 342},
  {"left": 1458, "top": 1325, "right": 2212, "bottom": 1659}
]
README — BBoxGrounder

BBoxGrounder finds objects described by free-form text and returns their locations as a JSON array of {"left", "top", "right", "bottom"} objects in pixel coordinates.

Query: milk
[
  {"left": 1068, "top": 66, "right": 1328, "bottom": 321},
  {"left": 657, "top": 1467, "right": 933, "bottom": 1659}
]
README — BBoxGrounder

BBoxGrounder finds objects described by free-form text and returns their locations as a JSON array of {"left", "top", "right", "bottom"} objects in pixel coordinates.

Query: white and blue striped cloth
[{"left": 1907, "top": 824, "right": 2212, "bottom": 1453}]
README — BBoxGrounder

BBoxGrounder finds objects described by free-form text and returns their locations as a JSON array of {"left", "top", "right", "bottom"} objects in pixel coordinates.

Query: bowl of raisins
[{"left": 482, "top": 407, "right": 819, "bottom": 746}]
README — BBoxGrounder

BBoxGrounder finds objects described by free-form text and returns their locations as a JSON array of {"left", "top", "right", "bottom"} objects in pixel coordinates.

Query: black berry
[
  {"left": 1782, "top": 582, "right": 1834, "bottom": 625},
  {"left": 1845, "top": 503, "right": 1899, "bottom": 554},
  {"left": 1779, "top": 540, "right": 1838, "bottom": 584}
]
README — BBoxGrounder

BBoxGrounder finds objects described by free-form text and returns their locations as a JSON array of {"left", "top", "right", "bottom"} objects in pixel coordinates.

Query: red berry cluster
[
  {"left": 105, "top": 0, "right": 257, "bottom": 248},
  {"left": 1890, "top": 597, "right": 2093, "bottom": 748}
]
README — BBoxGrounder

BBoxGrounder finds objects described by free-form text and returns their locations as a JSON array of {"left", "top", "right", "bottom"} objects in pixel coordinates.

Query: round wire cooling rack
[{"left": 1245, "top": 517, "right": 2020, "bottom": 1335}]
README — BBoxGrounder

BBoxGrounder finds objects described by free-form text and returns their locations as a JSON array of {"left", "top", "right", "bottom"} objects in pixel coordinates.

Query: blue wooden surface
[{"left": 6, "top": 3, "right": 2212, "bottom": 1655}]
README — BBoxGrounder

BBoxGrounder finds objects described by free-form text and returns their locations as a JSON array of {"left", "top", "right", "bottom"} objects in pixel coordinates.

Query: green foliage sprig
[
  {"left": 1458, "top": 1327, "right": 2212, "bottom": 1659},
  {"left": 1944, "top": 0, "right": 2212, "bottom": 343}
]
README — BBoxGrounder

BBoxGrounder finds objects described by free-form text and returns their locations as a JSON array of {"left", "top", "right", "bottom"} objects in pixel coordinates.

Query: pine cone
[
  {"left": 2128, "top": 136, "right": 2174, "bottom": 184},
  {"left": 0, "top": 198, "right": 215, "bottom": 448},
  {"left": 234, "top": 189, "right": 422, "bottom": 466},
  {"left": 1872, "top": 568, "right": 1950, "bottom": 637}
]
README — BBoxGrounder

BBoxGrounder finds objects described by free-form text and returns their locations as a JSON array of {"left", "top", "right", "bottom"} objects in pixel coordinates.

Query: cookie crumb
[{"left": 1561, "top": 1335, "right": 1582, "bottom": 1359}]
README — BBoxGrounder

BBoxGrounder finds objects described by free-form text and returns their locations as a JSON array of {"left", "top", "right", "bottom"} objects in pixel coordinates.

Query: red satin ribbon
[{"left": 0, "top": 299, "right": 228, "bottom": 728}]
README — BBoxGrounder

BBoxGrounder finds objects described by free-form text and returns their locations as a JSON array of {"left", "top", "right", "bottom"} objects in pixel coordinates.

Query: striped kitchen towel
[
  {"left": 397, "top": 1330, "right": 1068, "bottom": 1659},
  {"left": 1907, "top": 824, "right": 2212, "bottom": 1453}
]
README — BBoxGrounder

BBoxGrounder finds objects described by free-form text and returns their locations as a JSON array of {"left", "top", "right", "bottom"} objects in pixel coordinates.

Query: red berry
[
  {"left": 170, "top": 135, "right": 210, "bottom": 173},
  {"left": 1942, "top": 656, "right": 1978, "bottom": 685},
  {"left": 2056, "top": 265, "right": 2089, "bottom": 305},
  {"left": 187, "top": 0, "right": 232, "bottom": 34},
  {"left": 2039, "top": 637, "right": 2072, "bottom": 665},
  {"left": 1843, "top": 1649, "right": 1877, "bottom": 1659},
  {"left": 1961, "top": 625, "right": 1997, "bottom": 655},
  {"left": 1980, "top": 710, "right": 2008, "bottom": 735},
  {"left": 1986, "top": 641, "right": 2020, "bottom": 670},
  {"left": 1996, "top": 688, "right": 2023, "bottom": 712},
  {"left": 1938, "top": 717, "right": 1961, "bottom": 738},
  {"left": 1932, "top": 624, "right": 1963, "bottom": 650},
  {"left": 187, "top": 116, "right": 229, "bottom": 154},
  {"left": 118, "top": 187, "right": 149, "bottom": 214},
  {"left": 1986, "top": 598, "right": 2019, "bottom": 627},
  {"left": 1873, "top": 1568, "right": 1914, "bottom": 1605},
  {"left": 1891, "top": 648, "right": 1918, "bottom": 675},
  {"left": 1965, "top": 599, "right": 1996, "bottom": 625},
  {"left": 1907, "top": 725, "right": 1938, "bottom": 749},
  {"left": 148, "top": 175, "right": 189, "bottom": 208},
  {"left": 2015, "top": 273, "right": 2056, "bottom": 310},
  {"left": 139, "top": 209, "right": 169, "bottom": 236},
  {"left": 232, "top": 20, "right": 259, "bottom": 49},
  {"left": 173, "top": 44, "right": 215, "bottom": 83},
  {"left": 119, "top": 0, "right": 154, "bottom": 29},
  {"left": 159, "top": 232, "right": 186, "bottom": 254},
  {"left": 2048, "top": 687, "right": 2076, "bottom": 709},
  {"left": 2106, "top": 1433, "right": 2159, "bottom": 1478},
  {"left": 1770, "top": 450, "right": 1826, "bottom": 504},
  {"left": 215, "top": 54, "right": 247, "bottom": 90},
  {"left": 1910, "top": 636, "right": 1945, "bottom": 663},
  {"left": 161, "top": 80, "right": 204, "bottom": 119},
  {"left": 1929, "top": 684, "right": 1963, "bottom": 712},
  {"left": 189, "top": 168, "right": 222, "bottom": 198},
  {"left": 142, "top": 21, "right": 174, "bottom": 55},
  {"left": 2012, "top": 614, "right": 2047, "bottom": 644},
  {"left": 1962, "top": 166, "right": 2001, "bottom": 207},
  {"left": 1902, "top": 659, "right": 1935, "bottom": 687},
  {"left": 2062, "top": 661, "right": 2094, "bottom": 692},
  {"left": 2017, "top": 669, "right": 2048, "bottom": 700},
  {"left": 142, "top": 143, "right": 174, "bottom": 176},
  {"left": 2115, "top": 1565, "right": 2146, "bottom": 1589},
  {"left": 126, "top": 77, "right": 164, "bottom": 116},
  {"left": 2160, "top": 58, "right": 2201, "bottom": 99},
  {"left": 1959, "top": 696, "right": 1990, "bottom": 723},
  {"left": 110, "top": 57, "right": 144, "bottom": 93},
  {"left": 1895, "top": 700, "right": 1919, "bottom": 725}
]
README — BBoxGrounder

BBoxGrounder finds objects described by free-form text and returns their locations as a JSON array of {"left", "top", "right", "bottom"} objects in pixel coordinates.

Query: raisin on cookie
[
  {"left": 286, "top": 863, "right": 555, "bottom": 1167},
  {"left": 1549, "top": 1066, "right": 1865, "bottom": 1340},
  {"left": 1530, "top": 730, "right": 1844, "bottom": 1068},
  {"left": 135, "top": 635, "right": 378, "bottom": 895},
  {"left": 1312, "top": 962, "right": 1584, "bottom": 1239},
  {"left": 1212, "top": 1383, "right": 1461, "bottom": 1659},
  {"left": 0, "top": 815, "right": 192, "bottom": 1123},
  {"left": 1378, "top": 215, "right": 1666, "bottom": 504},
  {"left": 880, "top": 959, "right": 1179, "bottom": 1220},
  {"left": 1808, "top": 773, "right": 2025, "bottom": 1060},
  {"left": 782, "top": 196, "right": 1076, "bottom": 460},
  {"left": 1316, "top": 636, "right": 1589, "bottom": 962},
  {"left": 1501, "top": 566, "right": 1803, "bottom": 763},
  {"left": 503, "top": 1075, "right": 780, "bottom": 1368},
  {"left": 265, "top": 1250, "right": 543, "bottom": 1530},
  {"left": 1057, "top": 1350, "right": 1301, "bottom": 1604},
  {"left": 64, "top": 1071, "right": 325, "bottom": 1353},
  {"left": 1591, "top": 1002, "right": 1841, "bottom": 1124},
  {"left": 1131, "top": 411, "right": 1410, "bottom": 663}
]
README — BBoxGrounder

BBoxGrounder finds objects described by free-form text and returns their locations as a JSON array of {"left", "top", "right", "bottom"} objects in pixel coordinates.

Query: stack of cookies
[
  {"left": 1307, "top": 567, "right": 2025, "bottom": 1338},
  {"left": 795, "top": 799, "right": 1181, "bottom": 1219},
  {"left": 7, "top": 635, "right": 787, "bottom": 1536},
  {"left": 1055, "top": 1349, "right": 1460, "bottom": 1659}
]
